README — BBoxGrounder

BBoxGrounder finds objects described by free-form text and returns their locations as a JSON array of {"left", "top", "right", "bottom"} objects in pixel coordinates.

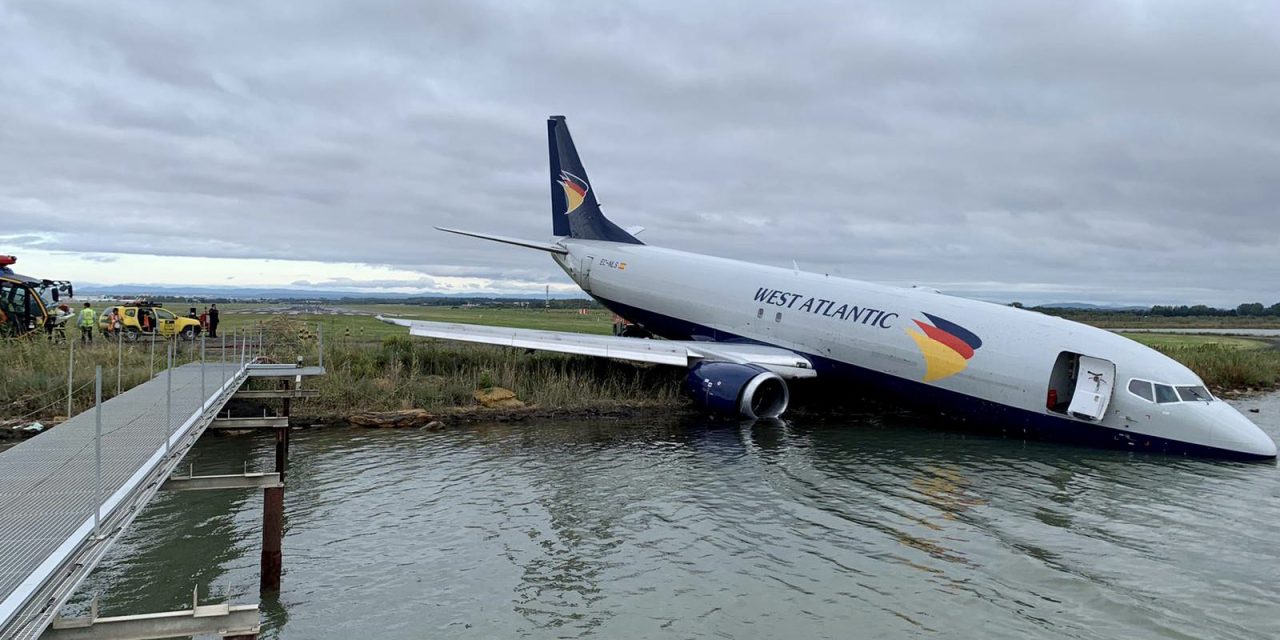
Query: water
[{"left": 66, "top": 395, "right": 1280, "bottom": 639}]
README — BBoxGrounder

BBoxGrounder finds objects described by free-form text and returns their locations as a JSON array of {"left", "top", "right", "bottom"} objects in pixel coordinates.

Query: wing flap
[{"left": 378, "top": 316, "right": 817, "bottom": 377}]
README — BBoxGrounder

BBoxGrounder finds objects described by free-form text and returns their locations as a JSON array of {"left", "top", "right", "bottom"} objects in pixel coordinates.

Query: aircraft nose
[{"left": 1215, "top": 404, "right": 1277, "bottom": 459}]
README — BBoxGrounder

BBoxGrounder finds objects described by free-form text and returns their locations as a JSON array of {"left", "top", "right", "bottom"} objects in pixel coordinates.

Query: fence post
[
  {"left": 221, "top": 333, "right": 227, "bottom": 388},
  {"left": 200, "top": 336, "right": 206, "bottom": 413},
  {"left": 165, "top": 342, "right": 173, "bottom": 454},
  {"left": 94, "top": 366, "right": 103, "bottom": 540},
  {"left": 116, "top": 328, "right": 123, "bottom": 397},
  {"left": 149, "top": 329, "right": 156, "bottom": 378},
  {"left": 66, "top": 334, "right": 75, "bottom": 418},
  {"left": 317, "top": 323, "right": 323, "bottom": 369}
]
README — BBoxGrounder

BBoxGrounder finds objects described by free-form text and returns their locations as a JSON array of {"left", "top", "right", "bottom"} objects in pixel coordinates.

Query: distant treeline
[{"left": 1025, "top": 302, "right": 1280, "bottom": 318}]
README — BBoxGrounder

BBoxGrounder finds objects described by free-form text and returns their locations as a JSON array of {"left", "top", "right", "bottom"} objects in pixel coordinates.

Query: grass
[
  {"left": 0, "top": 334, "right": 210, "bottom": 422},
  {"left": 214, "top": 303, "right": 614, "bottom": 342},
  {"left": 1116, "top": 332, "right": 1280, "bottom": 391},
  {"left": 1148, "top": 345, "right": 1280, "bottom": 391},
  {"left": 0, "top": 310, "right": 679, "bottom": 425},
  {"left": 305, "top": 334, "right": 682, "bottom": 417},
  {"left": 1063, "top": 314, "right": 1280, "bottom": 329}
]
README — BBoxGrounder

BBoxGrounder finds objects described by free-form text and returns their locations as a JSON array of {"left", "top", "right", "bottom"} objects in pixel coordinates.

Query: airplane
[{"left": 380, "top": 115, "right": 1277, "bottom": 460}]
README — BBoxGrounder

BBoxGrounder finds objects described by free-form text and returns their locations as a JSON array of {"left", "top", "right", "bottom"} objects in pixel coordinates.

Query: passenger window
[
  {"left": 757, "top": 308, "right": 763, "bottom": 319},
  {"left": 126, "top": 308, "right": 136, "bottom": 317},
  {"left": 774, "top": 312, "right": 782, "bottom": 323},
  {"left": 1154, "top": 384, "right": 1179, "bottom": 404},
  {"left": 1127, "top": 379, "right": 1154, "bottom": 402},
  {"left": 1177, "top": 386, "right": 1213, "bottom": 402}
]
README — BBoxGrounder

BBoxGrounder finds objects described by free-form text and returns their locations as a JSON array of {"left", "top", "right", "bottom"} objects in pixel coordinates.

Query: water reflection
[{"left": 64, "top": 399, "right": 1280, "bottom": 639}]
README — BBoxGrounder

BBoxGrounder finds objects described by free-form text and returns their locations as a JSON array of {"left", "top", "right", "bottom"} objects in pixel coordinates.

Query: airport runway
[{"left": 1111, "top": 327, "right": 1280, "bottom": 337}]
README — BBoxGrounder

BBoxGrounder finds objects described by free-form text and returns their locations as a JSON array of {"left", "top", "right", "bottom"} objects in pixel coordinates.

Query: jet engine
[{"left": 684, "top": 361, "right": 789, "bottom": 419}]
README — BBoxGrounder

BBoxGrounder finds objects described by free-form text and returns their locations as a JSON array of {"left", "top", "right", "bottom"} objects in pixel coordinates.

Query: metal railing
[{"left": 0, "top": 329, "right": 260, "bottom": 640}]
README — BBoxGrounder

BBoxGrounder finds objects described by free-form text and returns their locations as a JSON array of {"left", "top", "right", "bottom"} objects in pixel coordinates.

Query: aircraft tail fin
[{"left": 548, "top": 116, "right": 642, "bottom": 244}]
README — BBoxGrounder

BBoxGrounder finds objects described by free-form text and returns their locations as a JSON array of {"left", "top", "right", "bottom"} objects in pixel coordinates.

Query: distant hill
[{"left": 1034, "top": 302, "right": 1149, "bottom": 311}]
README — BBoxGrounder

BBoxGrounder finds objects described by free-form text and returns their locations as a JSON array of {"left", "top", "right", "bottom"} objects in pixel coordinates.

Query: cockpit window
[
  {"left": 1154, "top": 384, "right": 1179, "bottom": 404},
  {"left": 1127, "top": 379, "right": 1154, "bottom": 402},
  {"left": 1176, "top": 385, "right": 1213, "bottom": 402}
]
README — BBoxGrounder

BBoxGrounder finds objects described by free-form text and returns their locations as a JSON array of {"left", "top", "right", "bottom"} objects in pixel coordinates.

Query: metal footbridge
[{"left": 0, "top": 338, "right": 324, "bottom": 640}]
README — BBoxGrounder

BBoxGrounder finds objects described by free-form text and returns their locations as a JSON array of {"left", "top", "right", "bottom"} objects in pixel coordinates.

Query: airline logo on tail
[
  {"left": 558, "top": 171, "right": 589, "bottom": 214},
  {"left": 906, "top": 313, "right": 983, "bottom": 382}
]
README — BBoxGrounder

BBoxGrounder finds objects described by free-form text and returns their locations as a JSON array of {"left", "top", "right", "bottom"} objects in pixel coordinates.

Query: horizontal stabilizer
[{"left": 434, "top": 227, "right": 568, "bottom": 254}]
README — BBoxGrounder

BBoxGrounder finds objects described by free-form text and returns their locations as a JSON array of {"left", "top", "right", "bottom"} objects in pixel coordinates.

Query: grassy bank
[
  {"left": 1145, "top": 344, "right": 1280, "bottom": 392},
  {"left": 0, "top": 319, "right": 683, "bottom": 425},
  {"left": 299, "top": 335, "right": 683, "bottom": 418},
  {"left": 1117, "top": 332, "right": 1280, "bottom": 392}
]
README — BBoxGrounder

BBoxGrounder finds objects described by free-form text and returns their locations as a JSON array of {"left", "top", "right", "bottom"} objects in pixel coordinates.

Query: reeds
[
  {"left": 1152, "top": 344, "right": 1280, "bottom": 391},
  {"left": 305, "top": 334, "right": 683, "bottom": 414}
]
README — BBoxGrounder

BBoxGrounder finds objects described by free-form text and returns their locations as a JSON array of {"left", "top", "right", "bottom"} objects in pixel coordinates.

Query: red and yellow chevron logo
[
  {"left": 558, "top": 170, "right": 589, "bottom": 214},
  {"left": 906, "top": 313, "right": 983, "bottom": 382}
]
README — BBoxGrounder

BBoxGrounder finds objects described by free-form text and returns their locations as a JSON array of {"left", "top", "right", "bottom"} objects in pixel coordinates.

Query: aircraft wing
[{"left": 377, "top": 316, "right": 817, "bottom": 379}]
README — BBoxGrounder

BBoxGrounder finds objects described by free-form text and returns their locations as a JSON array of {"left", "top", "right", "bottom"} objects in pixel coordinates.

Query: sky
[{"left": 1, "top": 0, "right": 1277, "bottom": 306}]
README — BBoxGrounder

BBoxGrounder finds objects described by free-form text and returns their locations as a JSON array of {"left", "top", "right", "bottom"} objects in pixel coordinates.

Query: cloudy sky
[{"left": 2, "top": 0, "right": 1277, "bottom": 305}]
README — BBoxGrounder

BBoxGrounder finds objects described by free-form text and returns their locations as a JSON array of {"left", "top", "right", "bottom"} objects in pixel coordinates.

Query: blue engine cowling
[{"left": 684, "top": 361, "right": 790, "bottom": 418}]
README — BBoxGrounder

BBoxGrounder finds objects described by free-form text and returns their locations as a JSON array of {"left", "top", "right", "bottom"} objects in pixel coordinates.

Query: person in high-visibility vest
[{"left": 77, "top": 302, "right": 97, "bottom": 344}]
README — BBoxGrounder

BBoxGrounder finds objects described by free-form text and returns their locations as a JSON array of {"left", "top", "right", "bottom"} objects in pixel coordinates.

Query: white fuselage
[{"left": 553, "top": 240, "right": 1276, "bottom": 458}]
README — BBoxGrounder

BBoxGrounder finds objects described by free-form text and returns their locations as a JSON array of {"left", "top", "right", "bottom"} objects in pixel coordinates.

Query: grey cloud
[{"left": 1, "top": 0, "right": 1277, "bottom": 305}]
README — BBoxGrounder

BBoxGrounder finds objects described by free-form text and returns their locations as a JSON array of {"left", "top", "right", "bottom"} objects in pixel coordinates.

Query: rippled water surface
[{"left": 70, "top": 395, "right": 1280, "bottom": 639}]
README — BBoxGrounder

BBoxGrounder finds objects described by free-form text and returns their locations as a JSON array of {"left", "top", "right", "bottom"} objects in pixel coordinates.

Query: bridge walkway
[{"left": 0, "top": 360, "right": 252, "bottom": 640}]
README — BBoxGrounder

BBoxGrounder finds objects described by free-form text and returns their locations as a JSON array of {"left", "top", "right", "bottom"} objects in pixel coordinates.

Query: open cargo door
[{"left": 1068, "top": 355, "right": 1115, "bottom": 421}]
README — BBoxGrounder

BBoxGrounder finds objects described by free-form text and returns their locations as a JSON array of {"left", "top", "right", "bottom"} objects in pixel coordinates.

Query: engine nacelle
[{"left": 684, "top": 361, "right": 789, "bottom": 419}]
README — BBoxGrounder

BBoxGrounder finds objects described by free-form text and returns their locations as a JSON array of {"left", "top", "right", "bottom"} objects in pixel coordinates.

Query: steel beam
[
  {"left": 161, "top": 472, "right": 283, "bottom": 492},
  {"left": 208, "top": 417, "right": 289, "bottom": 430},
  {"left": 232, "top": 389, "right": 319, "bottom": 400},
  {"left": 245, "top": 366, "right": 325, "bottom": 378},
  {"left": 43, "top": 604, "right": 259, "bottom": 640}
]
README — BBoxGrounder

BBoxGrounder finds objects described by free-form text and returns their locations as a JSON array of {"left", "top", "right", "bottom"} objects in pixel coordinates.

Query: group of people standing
[{"left": 186, "top": 305, "right": 221, "bottom": 338}]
